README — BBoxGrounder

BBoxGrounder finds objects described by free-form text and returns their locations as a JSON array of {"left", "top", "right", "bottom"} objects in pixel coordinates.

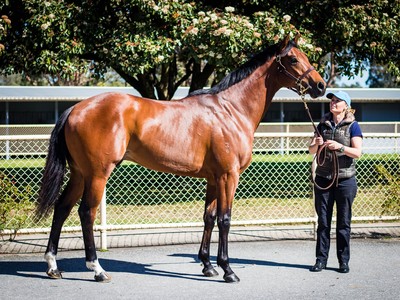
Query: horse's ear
[
  {"left": 294, "top": 32, "right": 301, "bottom": 45},
  {"left": 278, "top": 34, "right": 291, "bottom": 53}
]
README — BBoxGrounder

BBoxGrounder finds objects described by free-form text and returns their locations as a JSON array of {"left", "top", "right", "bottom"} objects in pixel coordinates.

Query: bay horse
[{"left": 36, "top": 35, "right": 325, "bottom": 283}]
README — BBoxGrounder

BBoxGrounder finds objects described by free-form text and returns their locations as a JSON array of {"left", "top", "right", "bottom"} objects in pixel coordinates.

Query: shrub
[
  {"left": 376, "top": 165, "right": 400, "bottom": 216},
  {"left": 0, "top": 172, "right": 34, "bottom": 241}
]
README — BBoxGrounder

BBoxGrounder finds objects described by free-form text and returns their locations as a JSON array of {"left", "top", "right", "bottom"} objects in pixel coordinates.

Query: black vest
[{"left": 316, "top": 113, "right": 356, "bottom": 180}]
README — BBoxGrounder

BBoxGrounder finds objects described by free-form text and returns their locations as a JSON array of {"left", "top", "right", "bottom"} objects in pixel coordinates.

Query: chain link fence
[{"left": 1, "top": 123, "right": 399, "bottom": 238}]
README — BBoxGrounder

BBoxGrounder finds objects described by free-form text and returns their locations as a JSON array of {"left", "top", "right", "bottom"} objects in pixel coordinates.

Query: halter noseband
[{"left": 275, "top": 54, "right": 315, "bottom": 97}]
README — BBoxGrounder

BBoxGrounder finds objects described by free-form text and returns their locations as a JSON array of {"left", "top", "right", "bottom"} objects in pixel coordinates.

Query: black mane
[{"left": 189, "top": 40, "right": 296, "bottom": 96}]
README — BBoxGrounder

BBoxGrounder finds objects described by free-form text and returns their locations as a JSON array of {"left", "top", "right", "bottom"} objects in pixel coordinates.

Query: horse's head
[{"left": 275, "top": 34, "right": 326, "bottom": 98}]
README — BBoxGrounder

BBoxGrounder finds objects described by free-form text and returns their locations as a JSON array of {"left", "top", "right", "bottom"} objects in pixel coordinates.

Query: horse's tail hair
[{"left": 36, "top": 106, "right": 74, "bottom": 220}]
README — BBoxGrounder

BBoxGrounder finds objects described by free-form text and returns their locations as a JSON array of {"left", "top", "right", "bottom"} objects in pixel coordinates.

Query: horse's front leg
[
  {"left": 198, "top": 182, "right": 219, "bottom": 277},
  {"left": 79, "top": 178, "right": 111, "bottom": 283},
  {"left": 216, "top": 171, "right": 240, "bottom": 283}
]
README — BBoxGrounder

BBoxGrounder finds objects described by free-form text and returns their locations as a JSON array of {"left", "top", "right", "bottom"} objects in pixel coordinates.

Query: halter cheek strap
[{"left": 276, "top": 55, "right": 315, "bottom": 96}]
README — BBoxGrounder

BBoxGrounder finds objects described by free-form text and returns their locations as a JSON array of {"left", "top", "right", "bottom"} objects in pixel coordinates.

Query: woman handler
[{"left": 308, "top": 91, "right": 363, "bottom": 273}]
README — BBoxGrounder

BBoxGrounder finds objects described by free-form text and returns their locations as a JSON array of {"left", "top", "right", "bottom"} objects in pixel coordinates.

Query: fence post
[
  {"left": 100, "top": 187, "right": 107, "bottom": 250},
  {"left": 5, "top": 103, "right": 10, "bottom": 159},
  {"left": 286, "top": 124, "right": 290, "bottom": 155},
  {"left": 395, "top": 122, "right": 398, "bottom": 153}
]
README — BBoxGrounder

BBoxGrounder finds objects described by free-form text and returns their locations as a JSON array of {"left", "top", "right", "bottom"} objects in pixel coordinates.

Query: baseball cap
[{"left": 326, "top": 91, "right": 351, "bottom": 107}]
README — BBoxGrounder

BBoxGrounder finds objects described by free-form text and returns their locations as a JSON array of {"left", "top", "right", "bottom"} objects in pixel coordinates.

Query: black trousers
[{"left": 314, "top": 176, "right": 358, "bottom": 264}]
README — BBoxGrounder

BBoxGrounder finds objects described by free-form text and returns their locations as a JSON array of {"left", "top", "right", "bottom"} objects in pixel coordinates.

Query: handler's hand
[
  {"left": 325, "top": 139, "right": 341, "bottom": 151},
  {"left": 315, "top": 136, "right": 324, "bottom": 146}
]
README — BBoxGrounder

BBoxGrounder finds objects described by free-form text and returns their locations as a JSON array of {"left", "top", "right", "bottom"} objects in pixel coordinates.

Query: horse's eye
[{"left": 290, "top": 57, "right": 298, "bottom": 65}]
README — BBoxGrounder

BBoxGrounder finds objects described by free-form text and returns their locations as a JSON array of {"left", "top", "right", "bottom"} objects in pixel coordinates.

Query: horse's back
[
  {"left": 63, "top": 92, "right": 211, "bottom": 177},
  {"left": 63, "top": 91, "right": 252, "bottom": 179}
]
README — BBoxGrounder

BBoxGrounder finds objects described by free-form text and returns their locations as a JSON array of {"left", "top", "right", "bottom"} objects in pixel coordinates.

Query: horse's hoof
[
  {"left": 46, "top": 268, "right": 63, "bottom": 279},
  {"left": 223, "top": 273, "right": 240, "bottom": 283},
  {"left": 94, "top": 272, "right": 112, "bottom": 283},
  {"left": 202, "top": 267, "right": 219, "bottom": 277}
]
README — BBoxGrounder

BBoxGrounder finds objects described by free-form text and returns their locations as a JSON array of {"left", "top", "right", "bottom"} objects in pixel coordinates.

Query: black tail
[{"left": 36, "top": 107, "right": 74, "bottom": 220}]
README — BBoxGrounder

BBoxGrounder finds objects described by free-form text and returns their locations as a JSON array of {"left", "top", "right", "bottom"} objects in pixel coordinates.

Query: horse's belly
[{"left": 123, "top": 148, "right": 207, "bottom": 178}]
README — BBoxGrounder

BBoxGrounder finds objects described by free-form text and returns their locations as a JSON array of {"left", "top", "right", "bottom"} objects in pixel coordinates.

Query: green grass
[
  {"left": 0, "top": 158, "right": 46, "bottom": 168},
  {"left": 17, "top": 188, "right": 393, "bottom": 229}
]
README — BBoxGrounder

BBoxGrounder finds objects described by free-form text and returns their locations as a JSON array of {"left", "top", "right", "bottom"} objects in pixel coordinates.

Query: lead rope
[
  {"left": 276, "top": 54, "right": 338, "bottom": 190},
  {"left": 300, "top": 93, "right": 339, "bottom": 190}
]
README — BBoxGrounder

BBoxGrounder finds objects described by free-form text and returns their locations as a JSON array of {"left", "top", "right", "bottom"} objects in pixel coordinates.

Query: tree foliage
[
  {"left": 231, "top": 0, "right": 400, "bottom": 86},
  {"left": 0, "top": 1, "right": 399, "bottom": 98}
]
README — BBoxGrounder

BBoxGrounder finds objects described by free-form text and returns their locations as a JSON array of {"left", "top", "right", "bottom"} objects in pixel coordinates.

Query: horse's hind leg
[
  {"left": 45, "top": 171, "right": 84, "bottom": 279},
  {"left": 79, "top": 176, "right": 111, "bottom": 283},
  {"left": 198, "top": 181, "right": 219, "bottom": 277}
]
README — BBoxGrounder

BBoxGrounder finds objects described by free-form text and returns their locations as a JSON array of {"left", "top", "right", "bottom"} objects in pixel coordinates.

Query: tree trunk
[
  {"left": 189, "top": 62, "right": 215, "bottom": 93},
  {"left": 326, "top": 52, "right": 336, "bottom": 87},
  {"left": 114, "top": 67, "right": 157, "bottom": 99},
  {"left": 113, "top": 59, "right": 216, "bottom": 100}
]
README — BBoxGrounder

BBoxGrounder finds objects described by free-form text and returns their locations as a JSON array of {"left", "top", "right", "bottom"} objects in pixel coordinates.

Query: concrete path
[
  {"left": 1, "top": 238, "right": 399, "bottom": 300},
  {"left": 1, "top": 223, "right": 399, "bottom": 299},
  {"left": 1, "top": 223, "right": 399, "bottom": 254}
]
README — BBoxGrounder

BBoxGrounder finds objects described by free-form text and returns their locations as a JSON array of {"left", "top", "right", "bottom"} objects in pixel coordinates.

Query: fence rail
[
  {"left": 1, "top": 124, "right": 399, "bottom": 249},
  {"left": 2, "top": 132, "right": 399, "bottom": 156}
]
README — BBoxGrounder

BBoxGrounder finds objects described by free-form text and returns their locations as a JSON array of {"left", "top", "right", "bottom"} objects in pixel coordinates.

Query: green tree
[
  {"left": 0, "top": 1, "right": 399, "bottom": 98},
  {"left": 366, "top": 64, "right": 400, "bottom": 88},
  {"left": 0, "top": 1, "right": 316, "bottom": 99},
  {"left": 227, "top": 0, "right": 400, "bottom": 86},
  {"left": 0, "top": 13, "right": 10, "bottom": 52}
]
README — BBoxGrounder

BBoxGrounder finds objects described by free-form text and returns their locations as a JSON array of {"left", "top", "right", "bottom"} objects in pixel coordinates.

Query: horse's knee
[
  {"left": 203, "top": 213, "right": 216, "bottom": 227},
  {"left": 78, "top": 204, "right": 96, "bottom": 222},
  {"left": 217, "top": 214, "right": 231, "bottom": 230},
  {"left": 78, "top": 204, "right": 87, "bottom": 218}
]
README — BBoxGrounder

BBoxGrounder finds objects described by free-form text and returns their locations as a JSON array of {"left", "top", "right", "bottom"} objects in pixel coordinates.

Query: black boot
[
  {"left": 310, "top": 260, "right": 326, "bottom": 272},
  {"left": 338, "top": 262, "right": 349, "bottom": 273}
]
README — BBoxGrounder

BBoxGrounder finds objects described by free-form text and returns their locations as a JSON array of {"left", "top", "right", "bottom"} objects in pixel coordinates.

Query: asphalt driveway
[{"left": 1, "top": 238, "right": 399, "bottom": 300}]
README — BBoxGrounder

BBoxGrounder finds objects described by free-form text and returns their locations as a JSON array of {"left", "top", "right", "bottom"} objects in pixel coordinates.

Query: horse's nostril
[{"left": 317, "top": 81, "right": 326, "bottom": 92}]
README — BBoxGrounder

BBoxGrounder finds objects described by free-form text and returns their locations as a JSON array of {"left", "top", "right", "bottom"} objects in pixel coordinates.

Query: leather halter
[{"left": 275, "top": 54, "right": 315, "bottom": 97}]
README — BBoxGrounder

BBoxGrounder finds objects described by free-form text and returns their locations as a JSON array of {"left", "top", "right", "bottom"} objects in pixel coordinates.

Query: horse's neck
[{"left": 220, "top": 61, "right": 280, "bottom": 132}]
